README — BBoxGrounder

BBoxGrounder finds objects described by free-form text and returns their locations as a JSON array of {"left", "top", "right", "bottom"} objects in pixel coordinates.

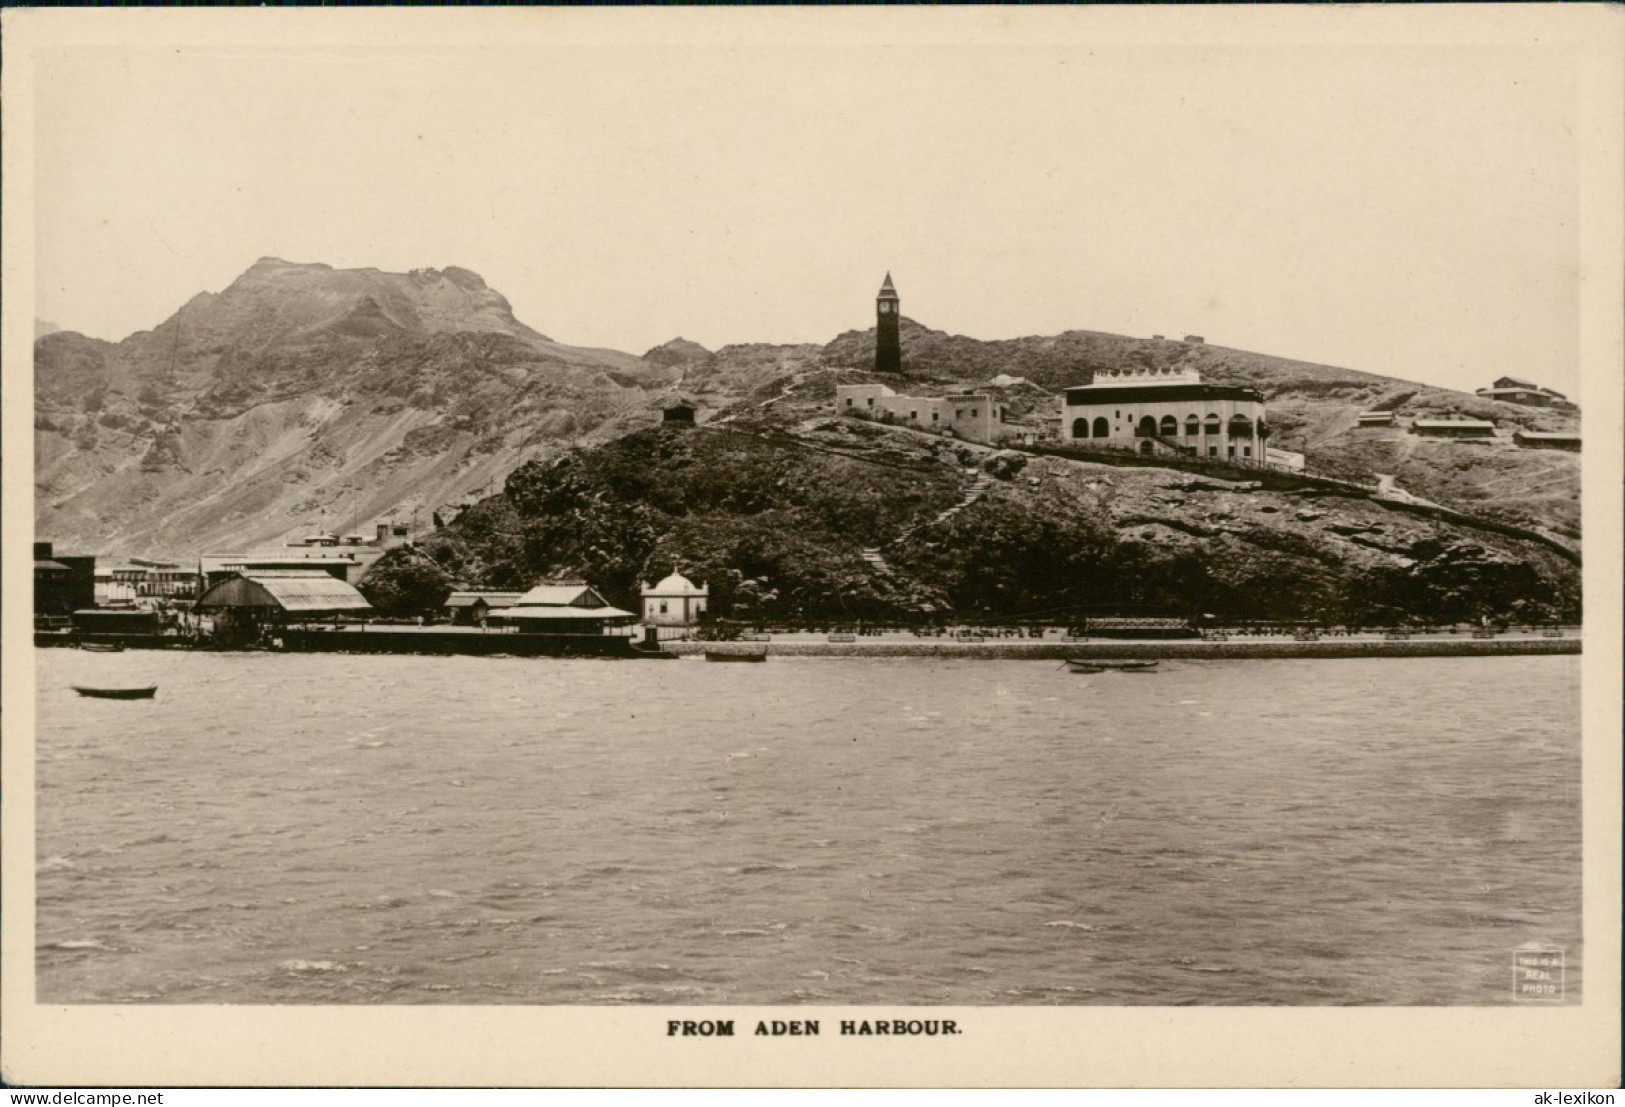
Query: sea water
[{"left": 34, "top": 651, "right": 1581, "bottom": 1005}]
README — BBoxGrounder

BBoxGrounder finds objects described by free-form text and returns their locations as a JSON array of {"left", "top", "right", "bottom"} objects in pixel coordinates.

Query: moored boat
[
  {"left": 72, "top": 685, "right": 158, "bottom": 700},
  {"left": 705, "top": 650, "right": 768, "bottom": 663},
  {"left": 1066, "top": 658, "right": 1158, "bottom": 673}
]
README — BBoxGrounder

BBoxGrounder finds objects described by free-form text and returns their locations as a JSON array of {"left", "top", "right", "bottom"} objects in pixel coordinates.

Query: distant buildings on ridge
[{"left": 1475, "top": 376, "right": 1575, "bottom": 412}]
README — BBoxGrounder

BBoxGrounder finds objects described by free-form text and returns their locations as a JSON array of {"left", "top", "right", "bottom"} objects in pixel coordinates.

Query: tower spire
[{"left": 874, "top": 272, "right": 901, "bottom": 374}]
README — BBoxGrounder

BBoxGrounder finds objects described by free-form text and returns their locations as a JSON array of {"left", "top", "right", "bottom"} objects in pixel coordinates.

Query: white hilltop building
[
  {"left": 834, "top": 382, "right": 1008, "bottom": 445},
  {"left": 1060, "top": 364, "right": 1269, "bottom": 462},
  {"left": 641, "top": 573, "right": 709, "bottom": 626}
]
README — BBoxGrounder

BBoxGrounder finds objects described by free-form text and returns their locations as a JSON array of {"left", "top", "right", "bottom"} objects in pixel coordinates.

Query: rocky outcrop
[
  {"left": 383, "top": 419, "right": 1579, "bottom": 626},
  {"left": 642, "top": 337, "right": 712, "bottom": 367}
]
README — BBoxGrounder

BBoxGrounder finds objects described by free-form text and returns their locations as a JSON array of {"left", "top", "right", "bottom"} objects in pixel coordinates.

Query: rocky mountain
[
  {"left": 34, "top": 258, "right": 683, "bottom": 554},
  {"left": 35, "top": 319, "right": 63, "bottom": 340},
  {"left": 35, "top": 260, "right": 1580, "bottom": 567}
]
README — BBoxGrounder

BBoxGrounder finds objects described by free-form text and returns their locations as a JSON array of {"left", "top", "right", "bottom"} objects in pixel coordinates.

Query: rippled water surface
[{"left": 35, "top": 651, "right": 1581, "bottom": 1004}]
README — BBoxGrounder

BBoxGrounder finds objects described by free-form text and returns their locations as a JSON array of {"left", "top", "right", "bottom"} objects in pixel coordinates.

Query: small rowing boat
[
  {"left": 72, "top": 685, "right": 158, "bottom": 700},
  {"left": 1066, "top": 659, "right": 1158, "bottom": 673},
  {"left": 80, "top": 642, "right": 125, "bottom": 653}
]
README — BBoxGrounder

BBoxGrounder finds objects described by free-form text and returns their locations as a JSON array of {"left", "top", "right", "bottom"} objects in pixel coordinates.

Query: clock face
[{"left": 878, "top": 302, "right": 892, "bottom": 314}]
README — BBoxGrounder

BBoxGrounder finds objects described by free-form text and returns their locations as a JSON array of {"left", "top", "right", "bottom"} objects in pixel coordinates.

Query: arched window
[
  {"left": 1092, "top": 416, "right": 1109, "bottom": 438},
  {"left": 1204, "top": 414, "right": 1221, "bottom": 435},
  {"left": 1185, "top": 414, "right": 1200, "bottom": 436},
  {"left": 1159, "top": 415, "right": 1178, "bottom": 437},
  {"left": 1139, "top": 440, "right": 1155, "bottom": 455},
  {"left": 1072, "top": 418, "right": 1089, "bottom": 439},
  {"left": 1137, "top": 415, "right": 1157, "bottom": 437},
  {"left": 1228, "top": 415, "right": 1253, "bottom": 438}
]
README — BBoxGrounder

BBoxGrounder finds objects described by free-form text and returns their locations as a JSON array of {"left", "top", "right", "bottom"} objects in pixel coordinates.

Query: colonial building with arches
[{"left": 1060, "top": 365, "right": 1269, "bottom": 461}]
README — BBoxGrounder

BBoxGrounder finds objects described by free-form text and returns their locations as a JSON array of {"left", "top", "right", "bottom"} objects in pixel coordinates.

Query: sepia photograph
[{"left": 3, "top": 5, "right": 1620, "bottom": 1089}]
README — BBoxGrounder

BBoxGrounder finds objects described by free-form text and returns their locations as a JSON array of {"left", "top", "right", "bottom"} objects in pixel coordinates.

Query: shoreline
[
  {"left": 676, "top": 637, "right": 1580, "bottom": 660},
  {"left": 36, "top": 630, "right": 1581, "bottom": 661}
]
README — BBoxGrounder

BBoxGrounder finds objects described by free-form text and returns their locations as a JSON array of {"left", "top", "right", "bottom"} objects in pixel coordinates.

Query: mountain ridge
[{"left": 34, "top": 258, "right": 1580, "bottom": 560}]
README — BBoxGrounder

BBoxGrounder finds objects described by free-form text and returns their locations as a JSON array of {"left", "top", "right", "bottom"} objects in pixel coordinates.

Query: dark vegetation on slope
[{"left": 370, "top": 419, "right": 1579, "bottom": 625}]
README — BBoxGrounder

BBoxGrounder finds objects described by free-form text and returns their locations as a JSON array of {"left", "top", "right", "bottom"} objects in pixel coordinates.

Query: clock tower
[{"left": 875, "top": 272, "right": 902, "bottom": 374}]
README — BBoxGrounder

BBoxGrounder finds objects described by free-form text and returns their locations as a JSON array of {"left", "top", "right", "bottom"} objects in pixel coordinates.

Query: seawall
[{"left": 668, "top": 638, "right": 1580, "bottom": 661}]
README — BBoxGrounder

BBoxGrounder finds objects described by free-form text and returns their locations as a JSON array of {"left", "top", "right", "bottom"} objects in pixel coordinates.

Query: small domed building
[{"left": 641, "top": 573, "right": 709, "bottom": 626}]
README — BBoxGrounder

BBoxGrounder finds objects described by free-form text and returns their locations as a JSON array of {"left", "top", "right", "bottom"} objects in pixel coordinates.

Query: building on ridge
[
  {"left": 1411, "top": 418, "right": 1497, "bottom": 439},
  {"left": 1511, "top": 430, "right": 1580, "bottom": 452},
  {"left": 1059, "top": 364, "right": 1268, "bottom": 461},
  {"left": 834, "top": 382, "right": 1008, "bottom": 445},
  {"left": 1474, "top": 377, "right": 1576, "bottom": 411}
]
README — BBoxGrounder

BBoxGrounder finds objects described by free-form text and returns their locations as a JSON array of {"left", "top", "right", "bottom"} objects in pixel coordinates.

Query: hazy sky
[{"left": 27, "top": 11, "right": 1586, "bottom": 395}]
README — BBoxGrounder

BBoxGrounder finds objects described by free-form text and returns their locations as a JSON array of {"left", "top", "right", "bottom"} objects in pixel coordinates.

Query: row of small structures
[
  {"left": 193, "top": 573, "right": 683, "bottom": 639},
  {"left": 1354, "top": 408, "right": 1580, "bottom": 449}
]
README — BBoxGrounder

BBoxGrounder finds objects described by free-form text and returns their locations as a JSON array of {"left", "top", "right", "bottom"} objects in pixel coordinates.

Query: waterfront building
[
  {"left": 1356, "top": 410, "right": 1396, "bottom": 427},
  {"left": 33, "top": 541, "right": 96, "bottom": 618},
  {"left": 1079, "top": 616, "right": 1199, "bottom": 639},
  {"left": 1475, "top": 376, "right": 1575, "bottom": 411},
  {"left": 875, "top": 272, "right": 901, "bottom": 374},
  {"left": 195, "top": 569, "right": 373, "bottom": 637},
  {"left": 835, "top": 382, "right": 1008, "bottom": 444},
  {"left": 94, "top": 558, "right": 199, "bottom": 604},
  {"left": 71, "top": 607, "right": 162, "bottom": 637},
  {"left": 1059, "top": 365, "right": 1268, "bottom": 460},
  {"left": 200, "top": 551, "right": 365, "bottom": 589},
  {"left": 506, "top": 580, "right": 638, "bottom": 634},
  {"left": 134, "top": 558, "right": 199, "bottom": 600},
  {"left": 444, "top": 591, "right": 524, "bottom": 625},
  {"left": 641, "top": 573, "right": 709, "bottom": 626},
  {"left": 1512, "top": 430, "right": 1581, "bottom": 452},
  {"left": 1412, "top": 418, "right": 1497, "bottom": 439},
  {"left": 94, "top": 565, "right": 137, "bottom": 606}
]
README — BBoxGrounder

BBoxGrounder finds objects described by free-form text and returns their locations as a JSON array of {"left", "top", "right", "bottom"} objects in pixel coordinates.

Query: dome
[{"left": 646, "top": 573, "right": 707, "bottom": 596}]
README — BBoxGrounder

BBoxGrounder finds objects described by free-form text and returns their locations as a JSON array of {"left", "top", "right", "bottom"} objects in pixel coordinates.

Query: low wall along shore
[{"left": 674, "top": 637, "right": 1580, "bottom": 660}]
